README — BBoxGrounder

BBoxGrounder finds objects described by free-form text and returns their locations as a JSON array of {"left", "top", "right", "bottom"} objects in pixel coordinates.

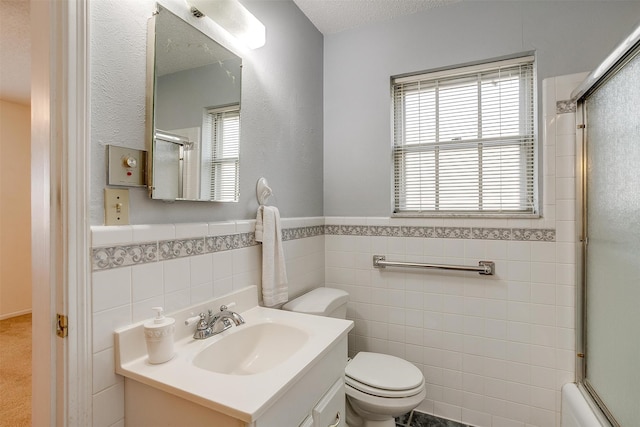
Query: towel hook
[{"left": 256, "top": 177, "right": 272, "bottom": 205}]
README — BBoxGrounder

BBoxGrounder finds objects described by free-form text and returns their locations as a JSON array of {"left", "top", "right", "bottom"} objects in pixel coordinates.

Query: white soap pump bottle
[{"left": 143, "top": 307, "right": 175, "bottom": 364}]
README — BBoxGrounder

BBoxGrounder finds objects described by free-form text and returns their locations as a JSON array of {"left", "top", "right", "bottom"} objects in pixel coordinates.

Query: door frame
[{"left": 31, "top": 0, "right": 91, "bottom": 424}]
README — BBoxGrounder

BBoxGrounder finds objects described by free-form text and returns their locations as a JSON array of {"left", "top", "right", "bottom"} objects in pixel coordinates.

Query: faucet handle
[
  {"left": 195, "top": 313, "right": 209, "bottom": 331},
  {"left": 220, "top": 302, "right": 236, "bottom": 311},
  {"left": 184, "top": 314, "right": 202, "bottom": 326},
  {"left": 191, "top": 312, "right": 213, "bottom": 340}
]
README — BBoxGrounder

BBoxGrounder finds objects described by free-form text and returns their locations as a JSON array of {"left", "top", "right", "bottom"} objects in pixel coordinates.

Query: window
[
  {"left": 392, "top": 55, "right": 536, "bottom": 216},
  {"left": 203, "top": 106, "right": 240, "bottom": 202}
]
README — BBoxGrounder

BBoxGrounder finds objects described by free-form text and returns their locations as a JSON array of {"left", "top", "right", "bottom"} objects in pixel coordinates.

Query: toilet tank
[{"left": 282, "top": 288, "right": 349, "bottom": 319}]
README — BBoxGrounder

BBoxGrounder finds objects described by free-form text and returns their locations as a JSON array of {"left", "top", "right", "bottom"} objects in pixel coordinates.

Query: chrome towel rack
[{"left": 373, "top": 255, "right": 495, "bottom": 276}]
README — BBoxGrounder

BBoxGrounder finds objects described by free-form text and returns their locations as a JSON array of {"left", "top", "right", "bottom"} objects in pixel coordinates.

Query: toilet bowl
[{"left": 283, "top": 288, "right": 426, "bottom": 427}]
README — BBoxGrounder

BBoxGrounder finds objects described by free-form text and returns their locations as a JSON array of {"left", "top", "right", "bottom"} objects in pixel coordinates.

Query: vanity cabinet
[
  {"left": 298, "top": 378, "right": 344, "bottom": 427},
  {"left": 116, "top": 287, "right": 353, "bottom": 427},
  {"left": 311, "top": 379, "right": 344, "bottom": 427},
  {"left": 124, "top": 336, "right": 347, "bottom": 427},
  {"left": 248, "top": 336, "right": 346, "bottom": 426},
  {"left": 297, "top": 379, "right": 344, "bottom": 427}
]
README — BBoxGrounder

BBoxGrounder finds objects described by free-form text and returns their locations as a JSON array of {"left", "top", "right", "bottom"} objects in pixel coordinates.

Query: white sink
[{"left": 192, "top": 322, "right": 309, "bottom": 375}]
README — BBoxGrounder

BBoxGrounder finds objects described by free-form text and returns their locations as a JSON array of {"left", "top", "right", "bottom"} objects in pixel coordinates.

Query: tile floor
[{"left": 397, "top": 411, "right": 471, "bottom": 427}]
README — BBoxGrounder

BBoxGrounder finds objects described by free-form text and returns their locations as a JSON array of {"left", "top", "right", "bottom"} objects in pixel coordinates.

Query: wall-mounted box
[{"left": 108, "top": 145, "right": 146, "bottom": 187}]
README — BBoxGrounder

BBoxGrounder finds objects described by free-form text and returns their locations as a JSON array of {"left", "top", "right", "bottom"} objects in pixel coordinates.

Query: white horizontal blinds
[
  {"left": 209, "top": 106, "right": 240, "bottom": 202},
  {"left": 393, "top": 57, "right": 536, "bottom": 214}
]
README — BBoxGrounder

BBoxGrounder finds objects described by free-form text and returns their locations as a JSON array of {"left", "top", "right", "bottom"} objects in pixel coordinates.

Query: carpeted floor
[{"left": 0, "top": 314, "right": 31, "bottom": 427}]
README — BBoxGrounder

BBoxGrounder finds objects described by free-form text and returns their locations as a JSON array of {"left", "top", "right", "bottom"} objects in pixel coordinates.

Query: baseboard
[{"left": 0, "top": 309, "right": 32, "bottom": 321}]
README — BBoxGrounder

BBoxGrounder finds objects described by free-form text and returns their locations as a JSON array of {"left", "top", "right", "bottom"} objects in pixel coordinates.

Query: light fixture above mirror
[{"left": 188, "top": 0, "right": 266, "bottom": 49}]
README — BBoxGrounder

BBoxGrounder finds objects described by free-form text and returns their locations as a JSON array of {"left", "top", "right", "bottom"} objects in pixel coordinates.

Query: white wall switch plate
[
  {"left": 104, "top": 188, "right": 130, "bottom": 225},
  {"left": 108, "top": 145, "right": 146, "bottom": 187}
]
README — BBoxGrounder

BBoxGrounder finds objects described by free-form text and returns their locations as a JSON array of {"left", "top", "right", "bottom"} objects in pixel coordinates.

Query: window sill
[{"left": 392, "top": 212, "right": 541, "bottom": 219}]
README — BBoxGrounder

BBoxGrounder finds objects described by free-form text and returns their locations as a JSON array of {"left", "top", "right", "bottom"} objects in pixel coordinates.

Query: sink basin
[{"left": 192, "top": 322, "right": 309, "bottom": 375}]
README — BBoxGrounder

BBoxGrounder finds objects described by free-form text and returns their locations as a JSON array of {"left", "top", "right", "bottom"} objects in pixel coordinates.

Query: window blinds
[
  {"left": 207, "top": 107, "right": 240, "bottom": 202},
  {"left": 393, "top": 56, "right": 536, "bottom": 215}
]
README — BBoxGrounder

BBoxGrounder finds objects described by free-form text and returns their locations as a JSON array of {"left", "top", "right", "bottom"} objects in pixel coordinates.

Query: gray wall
[
  {"left": 323, "top": 0, "right": 640, "bottom": 216},
  {"left": 90, "top": 0, "right": 323, "bottom": 225}
]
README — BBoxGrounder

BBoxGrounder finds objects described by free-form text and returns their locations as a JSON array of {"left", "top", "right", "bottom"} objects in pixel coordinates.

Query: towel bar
[{"left": 373, "top": 255, "right": 495, "bottom": 275}]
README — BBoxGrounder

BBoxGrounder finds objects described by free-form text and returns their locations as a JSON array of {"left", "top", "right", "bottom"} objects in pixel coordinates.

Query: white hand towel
[
  {"left": 255, "top": 205, "right": 265, "bottom": 242},
  {"left": 255, "top": 205, "right": 288, "bottom": 307}
]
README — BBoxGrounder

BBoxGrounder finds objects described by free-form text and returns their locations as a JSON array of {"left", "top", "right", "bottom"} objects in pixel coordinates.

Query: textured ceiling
[
  {"left": 292, "top": 0, "right": 459, "bottom": 35},
  {"left": 0, "top": 0, "right": 30, "bottom": 105}
]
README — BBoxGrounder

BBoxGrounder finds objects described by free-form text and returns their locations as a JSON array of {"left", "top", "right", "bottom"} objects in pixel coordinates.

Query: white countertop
[{"left": 114, "top": 286, "right": 353, "bottom": 422}]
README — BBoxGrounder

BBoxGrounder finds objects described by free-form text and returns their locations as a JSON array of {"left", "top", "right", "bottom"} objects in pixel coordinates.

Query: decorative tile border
[
  {"left": 92, "top": 224, "right": 555, "bottom": 271},
  {"left": 92, "top": 226, "right": 320, "bottom": 271},
  {"left": 557, "top": 99, "right": 576, "bottom": 114},
  {"left": 205, "top": 232, "right": 255, "bottom": 253},
  {"left": 325, "top": 224, "right": 555, "bottom": 242},
  {"left": 282, "top": 225, "right": 324, "bottom": 241},
  {"left": 512, "top": 228, "right": 555, "bottom": 241},
  {"left": 92, "top": 244, "right": 158, "bottom": 270},
  {"left": 472, "top": 227, "right": 512, "bottom": 240},
  {"left": 159, "top": 238, "right": 205, "bottom": 260}
]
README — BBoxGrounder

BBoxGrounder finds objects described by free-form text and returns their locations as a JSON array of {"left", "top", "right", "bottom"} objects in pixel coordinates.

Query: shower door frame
[
  {"left": 574, "top": 101, "right": 619, "bottom": 427},
  {"left": 573, "top": 23, "right": 640, "bottom": 427}
]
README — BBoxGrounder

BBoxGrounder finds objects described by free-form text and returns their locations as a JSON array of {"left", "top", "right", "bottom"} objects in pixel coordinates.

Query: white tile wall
[
  {"left": 89, "top": 217, "right": 324, "bottom": 427},
  {"left": 89, "top": 75, "right": 585, "bottom": 427},
  {"left": 324, "top": 73, "right": 587, "bottom": 427}
]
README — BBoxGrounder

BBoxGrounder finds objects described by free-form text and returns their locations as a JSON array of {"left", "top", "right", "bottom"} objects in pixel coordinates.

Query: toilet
[{"left": 283, "top": 287, "right": 426, "bottom": 427}]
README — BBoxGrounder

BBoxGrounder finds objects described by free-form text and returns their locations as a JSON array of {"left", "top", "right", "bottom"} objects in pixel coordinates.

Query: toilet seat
[
  {"left": 345, "top": 352, "right": 425, "bottom": 398},
  {"left": 345, "top": 376, "right": 425, "bottom": 398}
]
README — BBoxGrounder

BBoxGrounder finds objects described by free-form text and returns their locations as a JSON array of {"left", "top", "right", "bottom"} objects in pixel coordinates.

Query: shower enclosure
[{"left": 572, "top": 24, "right": 640, "bottom": 427}]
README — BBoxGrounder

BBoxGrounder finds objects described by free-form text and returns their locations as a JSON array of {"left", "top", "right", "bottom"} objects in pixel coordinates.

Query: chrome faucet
[
  {"left": 187, "top": 304, "right": 245, "bottom": 340},
  {"left": 210, "top": 304, "right": 245, "bottom": 331}
]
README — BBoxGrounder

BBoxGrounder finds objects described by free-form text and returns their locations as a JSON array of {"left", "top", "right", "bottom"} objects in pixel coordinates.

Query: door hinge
[
  {"left": 56, "top": 314, "right": 68, "bottom": 338},
  {"left": 577, "top": 124, "right": 586, "bottom": 129}
]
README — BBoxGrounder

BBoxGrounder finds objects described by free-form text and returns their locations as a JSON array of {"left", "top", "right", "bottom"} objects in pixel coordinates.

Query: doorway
[
  {"left": 0, "top": 314, "right": 32, "bottom": 425},
  {"left": 0, "top": 0, "right": 33, "bottom": 420}
]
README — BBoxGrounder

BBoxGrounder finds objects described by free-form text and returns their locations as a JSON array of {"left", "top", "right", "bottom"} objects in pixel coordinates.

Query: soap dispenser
[{"left": 143, "top": 307, "right": 175, "bottom": 364}]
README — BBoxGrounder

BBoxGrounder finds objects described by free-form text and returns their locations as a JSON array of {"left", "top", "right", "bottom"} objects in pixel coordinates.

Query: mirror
[{"left": 147, "top": 6, "right": 242, "bottom": 202}]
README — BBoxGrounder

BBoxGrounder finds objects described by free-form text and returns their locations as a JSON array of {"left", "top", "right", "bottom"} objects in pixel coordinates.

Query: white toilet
[{"left": 283, "top": 287, "right": 426, "bottom": 427}]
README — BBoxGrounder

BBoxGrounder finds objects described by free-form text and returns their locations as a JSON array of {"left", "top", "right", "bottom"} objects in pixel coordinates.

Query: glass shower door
[{"left": 583, "top": 46, "right": 640, "bottom": 426}]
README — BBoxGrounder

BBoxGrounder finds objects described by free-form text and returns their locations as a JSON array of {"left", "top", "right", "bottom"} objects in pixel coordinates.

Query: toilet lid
[
  {"left": 345, "top": 352, "right": 424, "bottom": 393},
  {"left": 282, "top": 288, "right": 349, "bottom": 316}
]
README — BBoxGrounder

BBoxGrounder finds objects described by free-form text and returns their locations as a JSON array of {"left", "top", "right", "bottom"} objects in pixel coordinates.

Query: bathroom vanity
[{"left": 114, "top": 286, "right": 352, "bottom": 426}]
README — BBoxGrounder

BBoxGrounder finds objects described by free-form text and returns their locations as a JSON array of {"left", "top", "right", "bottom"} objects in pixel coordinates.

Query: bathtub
[{"left": 561, "top": 383, "right": 607, "bottom": 427}]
